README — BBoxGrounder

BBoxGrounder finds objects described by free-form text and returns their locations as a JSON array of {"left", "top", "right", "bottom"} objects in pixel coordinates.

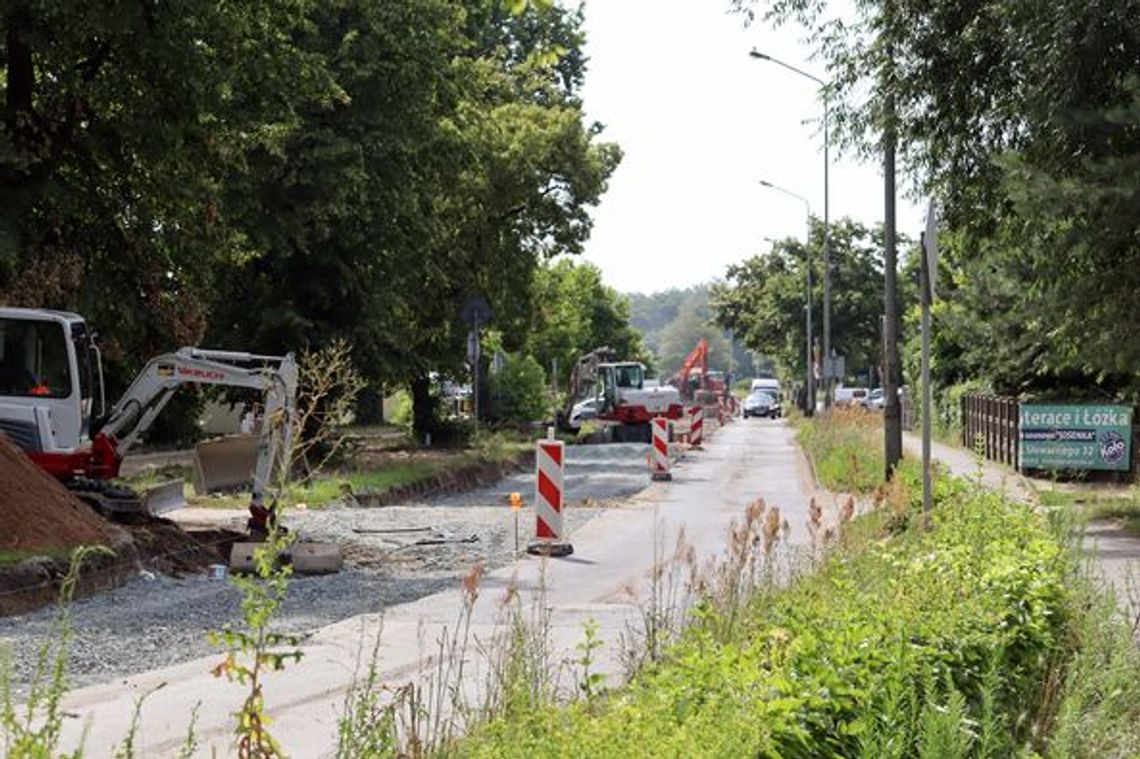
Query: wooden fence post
[
  {"left": 999, "top": 399, "right": 1007, "bottom": 465},
  {"left": 1003, "top": 399, "right": 1012, "bottom": 465}
]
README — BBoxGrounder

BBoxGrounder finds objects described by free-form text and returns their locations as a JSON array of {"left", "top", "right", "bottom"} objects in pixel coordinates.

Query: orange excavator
[{"left": 670, "top": 338, "right": 736, "bottom": 413}]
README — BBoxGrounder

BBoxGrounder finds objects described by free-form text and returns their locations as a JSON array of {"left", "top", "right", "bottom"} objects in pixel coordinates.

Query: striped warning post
[
  {"left": 650, "top": 417, "right": 672, "bottom": 481},
  {"left": 689, "top": 406, "right": 703, "bottom": 449},
  {"left": 527, "top": 438, "right": 573, "bottom": 557}
]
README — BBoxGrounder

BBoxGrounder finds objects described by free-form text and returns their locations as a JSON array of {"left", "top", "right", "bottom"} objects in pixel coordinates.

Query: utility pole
[
  {"left": 882, "top": 28, "right": 903, "bottom": 477},
  {"left": 920, "top": 231, "right": 933, "bottom": 527},
  {"left": 822, "top": 97, "right": 832, "bottom": 410}
]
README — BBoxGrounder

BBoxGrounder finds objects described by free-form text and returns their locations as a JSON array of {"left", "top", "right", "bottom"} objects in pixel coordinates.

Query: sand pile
[{"left": 0, "top": 434, "right": 119, "bottom": 552}]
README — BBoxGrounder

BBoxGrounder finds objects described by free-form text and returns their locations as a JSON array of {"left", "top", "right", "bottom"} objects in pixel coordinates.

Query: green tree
[
  {"left": 489, "top": 353, "right": 547, "bottom": 422},
  {"left": 627, "top": 285, "right": 751, "bottom": 378},
  {"left": 712, "top": 219, "right": 893, "bottom": 384},
  {"left": 732, "top": 0, "right": 1140, "bottom": 399},
  {"left": 656, "top": 292, "right": 731, "bottom": 380},
  {"left": 527, "top": 259, "right": 647, "bottom": 389},
  {"left": 393, "top": 1, "right": 621, "bottom": 436},
  {"left": 0, "top": 0, "right": 332, "bottom": 363}
]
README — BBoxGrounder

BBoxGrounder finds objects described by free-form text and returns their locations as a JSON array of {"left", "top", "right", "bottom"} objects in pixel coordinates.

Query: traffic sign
[
  {"left": 461, "top": 297, "right": 492, "bottom": 328},
  {"left": 924, "top": 200, "right": 939, "bottom": 301}
]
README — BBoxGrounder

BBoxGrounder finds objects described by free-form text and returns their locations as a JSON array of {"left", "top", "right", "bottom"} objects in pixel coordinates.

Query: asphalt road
[{"left": 54, "top": 417, "right": 815, "bottom": 757}]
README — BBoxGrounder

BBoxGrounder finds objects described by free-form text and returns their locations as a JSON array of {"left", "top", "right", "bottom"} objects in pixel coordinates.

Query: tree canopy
[
  {"left": 732, "top": 0, "right": 1140, "bottom": 400},
  {"left": 1, "top": 0, "right": 624, "bottom": 434},
  {"left": 712, "top": 218, "right": 897, "bottom": 386}
]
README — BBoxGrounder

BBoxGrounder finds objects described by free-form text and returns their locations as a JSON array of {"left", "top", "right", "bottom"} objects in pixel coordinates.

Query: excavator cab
[
  {"left": 596, "top": 362, "right": 645, "bottom": 413},
  {"left": 0, "top": 310, "right": 101, "bottom": 456}
]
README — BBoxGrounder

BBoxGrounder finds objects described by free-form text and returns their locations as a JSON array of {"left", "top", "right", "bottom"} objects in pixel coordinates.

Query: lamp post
[
  {"left": 759, "top": 179, "right": 814, "bottom": 416},
  {"left": 749, "top": 50, "right": 832, "bottom": 408}
]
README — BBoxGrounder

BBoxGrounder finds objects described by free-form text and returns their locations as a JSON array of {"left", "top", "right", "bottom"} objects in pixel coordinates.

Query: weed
[
  {"left": 795, "top": 408, "right": 884, "bottom": 493},
  {"left": 112, "top": 683, "right": 165, "bottom": 759},
  {"left": 1, "top": 545, "right": 111, "bottom": 759},
  {"left": 916, "top": 676, "right": 971, "bottom": 759},
  {"left": 209, "top": 527, "right": 303, "bottom": 758},
  {"left": 336, "top": 626, "right": 399, "bottom": 759},
  {"left": 574, "top": 619, "right": 605, "bottom": 709}
]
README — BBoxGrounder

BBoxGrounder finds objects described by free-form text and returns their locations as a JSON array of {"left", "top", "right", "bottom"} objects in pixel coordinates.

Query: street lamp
[
  {"left": 749, "top": 49, "right": 832, "bottom": 408},
  {"left": 759, "top": 179, "right": 814, "bottom": 416}
]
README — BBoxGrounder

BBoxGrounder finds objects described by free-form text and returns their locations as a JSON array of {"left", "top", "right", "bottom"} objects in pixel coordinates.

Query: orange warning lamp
[{"left": 509, "top": 492, "right": 523, "bottom": 511}]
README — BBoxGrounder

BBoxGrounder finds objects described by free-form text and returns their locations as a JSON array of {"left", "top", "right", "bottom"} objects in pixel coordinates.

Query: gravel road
[{"left": 0, "top": 443, "right": 652, "bottom": 699}]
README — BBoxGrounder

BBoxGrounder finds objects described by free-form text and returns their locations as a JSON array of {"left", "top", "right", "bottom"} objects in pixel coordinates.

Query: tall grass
[{"left": 795, "top": 407, "right": 884, "bottom": 492}]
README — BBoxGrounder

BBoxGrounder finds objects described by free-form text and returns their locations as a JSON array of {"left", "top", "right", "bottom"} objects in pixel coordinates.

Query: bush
[
  {"left": 489, "top": 354, "right": 548, "bottom": 423},
  {"left": 389, "top": 390, "right": 412, "bottom": 429},
  {"left": 936, "top": 379, "right": 990, "bottom": 439}
]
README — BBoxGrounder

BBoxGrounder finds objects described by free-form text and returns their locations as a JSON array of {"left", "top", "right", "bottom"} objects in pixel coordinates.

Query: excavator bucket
[
  {"left": 192, "top": 435, "right": 260, "bottom": 495},
  {"left": 140, "top": 480, "right": 188, "bottom": 516}
]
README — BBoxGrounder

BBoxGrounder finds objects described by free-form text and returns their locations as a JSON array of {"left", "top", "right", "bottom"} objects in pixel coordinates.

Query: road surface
[{"left": 56, "top": 418, "right": 816, "bottom": 757}]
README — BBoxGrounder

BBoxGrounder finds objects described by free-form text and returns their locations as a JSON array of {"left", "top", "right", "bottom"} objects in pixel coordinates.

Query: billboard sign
[{"left": 1019, "top": 404, "right": 1132, "bottom": 471}]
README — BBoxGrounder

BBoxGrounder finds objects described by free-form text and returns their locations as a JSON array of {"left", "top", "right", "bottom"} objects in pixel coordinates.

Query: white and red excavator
[
  {"left": 0, "top": 308, "right": 296, "bottom": 533},
  {"left": 561, "top": 347, "right": 684, "bottom": 442}
]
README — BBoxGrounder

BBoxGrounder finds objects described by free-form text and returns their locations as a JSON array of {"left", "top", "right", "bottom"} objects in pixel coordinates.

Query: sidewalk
[{"left": 902, "top": 432, "right": 1140, "bottom": 629}]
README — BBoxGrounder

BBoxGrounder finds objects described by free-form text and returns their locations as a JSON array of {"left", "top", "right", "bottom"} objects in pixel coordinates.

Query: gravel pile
[{"left": 0, "top": 443, "right": 651, "bottom": 699}]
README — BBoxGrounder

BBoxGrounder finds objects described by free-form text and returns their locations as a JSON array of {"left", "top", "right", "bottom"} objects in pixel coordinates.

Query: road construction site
[
  {"left": 0, "top": 441, "right": 661, "bottom": 701},
  {"left": 44, "top": 415, "right": 817, "bottom": 757}
]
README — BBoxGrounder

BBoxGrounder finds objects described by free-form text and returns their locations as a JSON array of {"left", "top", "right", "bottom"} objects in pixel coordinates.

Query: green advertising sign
[{"left": 1019, "top": 404, "right": 1133, "bottom": 471}]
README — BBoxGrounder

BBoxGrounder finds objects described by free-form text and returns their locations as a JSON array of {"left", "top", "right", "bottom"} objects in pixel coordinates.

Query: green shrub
[
  {"left": 489, "top": 354, "right": 548, "bottom": 423},
  {"left": 389, "top": 390, "right": 412, "bottom": 430},
  {"left": 936, "top": 379, "right": 990, "bottom": 440}
]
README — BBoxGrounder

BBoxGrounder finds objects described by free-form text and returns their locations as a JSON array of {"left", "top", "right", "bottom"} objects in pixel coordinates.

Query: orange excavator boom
[{"left": 671, "top": 338, "right": 708, "bottom": 399}]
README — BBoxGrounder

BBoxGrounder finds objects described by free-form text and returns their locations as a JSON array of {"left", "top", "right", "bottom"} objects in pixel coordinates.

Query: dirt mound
[
  {"left": 126, "top": 522, "right": 239, "bottom": 574},
  {"left": 0, "top": 434, "right": 119, "bottom": 553}
]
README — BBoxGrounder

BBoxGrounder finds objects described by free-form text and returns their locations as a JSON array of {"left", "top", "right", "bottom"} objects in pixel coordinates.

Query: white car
[
  {"left": 567, "top": 397, "right": 601, "bottom": 430},
  {"left": 834, "top": 387, "right": 869, "bottom": 407},
  {"left": 864, "top": 388, "right": 885, "bottom": 410}
]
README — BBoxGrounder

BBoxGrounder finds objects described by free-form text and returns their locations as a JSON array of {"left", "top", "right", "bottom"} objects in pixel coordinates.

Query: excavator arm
[
  {"left": 95, "top": 348, "right": 298, "bottom": 523},
  {"left": 560, "top": 346, "right": 617, "bottom": 426},
  {"left": 671, "top": 338, "right": 708, "bottom": 400}
]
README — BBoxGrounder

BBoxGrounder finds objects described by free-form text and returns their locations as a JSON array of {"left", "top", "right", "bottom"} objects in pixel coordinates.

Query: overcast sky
[{"left": 577, "top": 0, "right": 923, "bottom": 294}]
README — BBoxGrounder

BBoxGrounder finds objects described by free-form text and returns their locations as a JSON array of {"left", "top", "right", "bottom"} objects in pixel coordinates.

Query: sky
[{"left": 577, "top": 0, "right": 923, "bottom": 294}]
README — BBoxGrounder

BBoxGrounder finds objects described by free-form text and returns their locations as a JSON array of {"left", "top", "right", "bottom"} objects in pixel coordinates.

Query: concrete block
[
  {"left": 228, "top": 542, "right": 261, "bottom": 573},
  {"left": 289, "top": 542, "right": 343, "bottom": 575},
  {"left": 228, "top": 541, "right": 343, "bottom": 575}
]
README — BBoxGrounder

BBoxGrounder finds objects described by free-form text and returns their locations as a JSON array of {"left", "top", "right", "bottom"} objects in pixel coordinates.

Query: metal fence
[{"left": 961, "top": 394, "right": 1019, "bottom": 468}]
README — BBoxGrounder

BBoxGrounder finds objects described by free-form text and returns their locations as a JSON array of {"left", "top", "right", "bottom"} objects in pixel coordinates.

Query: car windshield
[
  {"left": 0, "top": 318, "right": 72, "bottom": 398},
  {"left": 748, "top": 392, "right": 774, "bottom": 403}
]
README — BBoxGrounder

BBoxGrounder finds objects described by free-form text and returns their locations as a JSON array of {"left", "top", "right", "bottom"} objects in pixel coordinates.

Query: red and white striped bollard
[
  {"left": 650, "top": 417, "right": 672, "bottom": 481},
  {"left": 527, "top": 435, "right": 573, "bottom": 557},
  {"left": 689, "top": 406, "right": 703, "bottom": 449}
]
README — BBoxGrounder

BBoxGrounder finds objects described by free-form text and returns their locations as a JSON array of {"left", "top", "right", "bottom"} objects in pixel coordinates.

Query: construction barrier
[
  {"left": 527, "top": 437, "right": 573, "bottom": 557},
  {"left": 650, "top": 417, "right": 672, "bottom": 481},
  {"left": 689, "top": 406, "right": 703, "bottom": 449}
]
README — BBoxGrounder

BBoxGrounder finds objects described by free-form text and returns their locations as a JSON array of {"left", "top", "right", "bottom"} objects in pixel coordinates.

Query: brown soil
[
  {"left": 0, "top": 435, "right": 242, "bottom": 615},
  {"left": 0, "top": 434, "right": 121, "bottom": 552}
]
